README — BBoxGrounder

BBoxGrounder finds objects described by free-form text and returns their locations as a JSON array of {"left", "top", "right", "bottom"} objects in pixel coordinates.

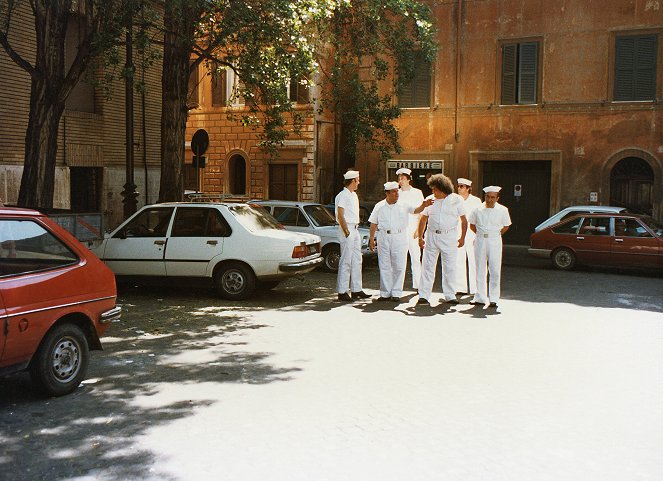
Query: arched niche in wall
[
  {"left": 227, "top": 153, "right": 248, "bottom": 196},
  {"left": 603, "top": 149, "right": 662, "bottom": 218}
]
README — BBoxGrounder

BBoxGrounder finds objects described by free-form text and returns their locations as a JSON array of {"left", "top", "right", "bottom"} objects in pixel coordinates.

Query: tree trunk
[
  {"left": 158, "top": 4, "right": 195, "bottom": 203},
  {"left": 18, "top": 77, "right": 66, "bottom": 209}
]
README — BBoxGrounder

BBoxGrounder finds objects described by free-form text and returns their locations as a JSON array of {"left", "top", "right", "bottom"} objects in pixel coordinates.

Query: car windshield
[
  {"left": 639, "top": 216, "right": 663, "bottom": 237},
  {"left": 303, "top": 205, "right": 337, "bottom": 227},
  {"left": 229, "top": 204, "right": 283, "bottom": 232}
]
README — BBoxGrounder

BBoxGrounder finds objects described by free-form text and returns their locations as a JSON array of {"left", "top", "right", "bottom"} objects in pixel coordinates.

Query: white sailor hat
[
  {"left": 396, "top": 167, "right": 412, "bottom": 176},
  {"left": 343, "top": 170, "right": 360, "bottom": 180},
  {"left": 457, "top": 178, "right": 472, "bottom": 186},
  {"left": 384, "top": 181, "right": 399, "bottom": 191},
  {"left": 483, "top": 185, "right": 502, "bottom": 193}
]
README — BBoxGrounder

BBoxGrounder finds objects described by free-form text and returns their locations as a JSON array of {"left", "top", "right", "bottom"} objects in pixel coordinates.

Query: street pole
[{"left": 122, "top": 11, "right": 138, "bottom": 218}]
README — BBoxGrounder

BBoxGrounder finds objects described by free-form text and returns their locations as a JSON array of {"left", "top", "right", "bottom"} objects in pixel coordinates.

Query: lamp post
[{"left": 121, "top": 10, "right": 138, "bottom": 218}]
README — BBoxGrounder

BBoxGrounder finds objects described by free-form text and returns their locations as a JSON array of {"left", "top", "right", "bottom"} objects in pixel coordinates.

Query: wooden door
[{"left": 482, "top": 161, "right": 551, "bottom": 245}]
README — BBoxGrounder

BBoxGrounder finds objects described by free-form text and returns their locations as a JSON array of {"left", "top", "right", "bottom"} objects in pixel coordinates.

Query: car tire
[
  {"left": 215, "top": 262, "right": 256, "bottom": 300},
  {"left": 552, "top": 247, "right": 576, "bottom": 271},
  {"left": 322, "top": 244, "right": 340, "bottom": 272},
  {"left": 29, "top": 323, "right": 90, "bottom": 397},
  {"left": 258, "top": 280, "right": 280, "bottom": 290}
]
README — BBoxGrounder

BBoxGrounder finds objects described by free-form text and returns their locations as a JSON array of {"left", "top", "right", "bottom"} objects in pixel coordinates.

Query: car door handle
[
  {"left": 154, "top": 240, "right": 166, "bottom": 246},
  {"left": 576, "top": 236, "right": 585, "bottom": 240},
  {"left": 614, "top": 238, "right": 623, "bottom": 243},
  {"left": 207, "top": 240, "right": 218, "bottom": 245}
]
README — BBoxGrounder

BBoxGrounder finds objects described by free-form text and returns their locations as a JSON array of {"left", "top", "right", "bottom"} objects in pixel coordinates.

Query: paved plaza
[{"left": 1, "top": 257, "right": 663, "bottom": 481}]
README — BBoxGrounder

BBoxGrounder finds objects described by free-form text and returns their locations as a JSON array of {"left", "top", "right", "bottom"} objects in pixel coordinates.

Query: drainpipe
[{"left": 454, "top": 0, "right": 462, "bottom": 142}]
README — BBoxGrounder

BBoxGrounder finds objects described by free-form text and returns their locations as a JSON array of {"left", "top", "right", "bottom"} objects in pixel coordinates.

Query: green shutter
[
  {"left": 501, "top": 44, "right": 517, "bottom": 104},
  {"left": 518, "top": 42, "right": 538, "bottom": 104},
  {"left": 399, "top": 52, "right": 431, "bottom": 108},
  {"left": 634, "top": 34, "right": 657, "bottom": 100},
  {"left": 615, "top": 34, "right": 657, "bottom": 101}
]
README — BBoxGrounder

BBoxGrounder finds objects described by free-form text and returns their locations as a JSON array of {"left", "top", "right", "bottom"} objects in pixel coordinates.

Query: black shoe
[
  {"left": 390, "top": 297, "right": 400, "bottom": 302},
  {"left": 489, "top": 302, "right": 498, "bottom": 308},
  {"left": 337, "top": 293, "right": 353, "bottom": 302},
  {"left": 446, "top": 299, "right": 459, "bottom": 305},
  {"left": 417, "top": 298, "right": 429, "bottom": 305},
  {"left": 376, "top": 296, "right": 390, "bottom": 302},
  {"left": 352, "top": 291, "right": 371, "bottom": 299}
]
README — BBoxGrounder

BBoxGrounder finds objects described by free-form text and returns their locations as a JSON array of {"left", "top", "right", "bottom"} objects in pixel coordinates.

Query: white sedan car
[{"left": 91, "top": 202, "right": 322, "bottom": 299}]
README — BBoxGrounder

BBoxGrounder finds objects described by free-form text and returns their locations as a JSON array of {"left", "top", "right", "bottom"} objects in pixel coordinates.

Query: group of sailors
[{"left": 334, "top": 168, "right": 512, "bottom": 308}]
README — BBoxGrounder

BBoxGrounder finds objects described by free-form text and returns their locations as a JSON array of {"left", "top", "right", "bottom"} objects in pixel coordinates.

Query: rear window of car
[
  {"left": 303, "top": 205, "right": 337, "bottom": 227},
  {"left": 551, "top": 217, "right": 583, "bottom": 234},
  {"left": 639, "top": 216, "right": 663, "bottom": 237},
  {"left": 273, "top": 207, "right": 310, "bottom": 227},
  {"left": 228, "top": 205, "right": 283, "bottom": 232},
  {"left": 0, "top": 219, "right": 78, "bottom": 277}
]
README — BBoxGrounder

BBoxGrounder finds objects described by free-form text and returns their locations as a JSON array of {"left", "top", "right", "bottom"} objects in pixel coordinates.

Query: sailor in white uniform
[
  {"left": 396, "top": 167, "right": 425, "bottom": 291},
  {"left": 416, "top": 174, "right": 467, "bottom": 305},
  {"left": 469, "top": 186, "right": 512, "bottom": 308},
  {"left": 369, "top": 181, "right": 430, "bottom": 301},
  {"left": 454, "top": 178, "right": 482, "bottom": 295},
  {"left": 335, "top": 170, "right": 370, "bottom": 301}
]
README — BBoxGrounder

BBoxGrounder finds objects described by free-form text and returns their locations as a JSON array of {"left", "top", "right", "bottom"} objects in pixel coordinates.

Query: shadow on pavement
[{"left": 0, "top": 296, "right": 300, "bottom": 480}]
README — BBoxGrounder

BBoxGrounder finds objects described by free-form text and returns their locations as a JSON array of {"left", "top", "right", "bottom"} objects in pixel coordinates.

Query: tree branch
[{"left": 0, "top": 31, "right": 36, "bottom": 78}]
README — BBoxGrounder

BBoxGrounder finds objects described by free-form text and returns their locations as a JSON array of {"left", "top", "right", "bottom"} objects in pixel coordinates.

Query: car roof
[
  {"left": 0, "top": 206, "right": 44, "bottom": 216},
  {"left": 253, "top": 200, "right": 321, "bottom": 207},
  {"left": 563, "top": 212, "right": 646, "bottom": 220},
  {"left": 558, "top": 205, "right": 626, "bottom": 212}
]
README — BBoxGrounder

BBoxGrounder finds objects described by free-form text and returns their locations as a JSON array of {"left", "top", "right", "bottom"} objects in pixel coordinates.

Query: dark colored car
[
  {"left": 1, "top": 207, "right": 120, "bottom": 396},
  {"left": 528, "top": 212, "right": 663, "bottom": 271}
]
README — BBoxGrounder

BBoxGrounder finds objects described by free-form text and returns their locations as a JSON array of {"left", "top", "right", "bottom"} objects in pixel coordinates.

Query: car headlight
[{"left": 361, "top": 235, "right": 369, "bottom": 248}]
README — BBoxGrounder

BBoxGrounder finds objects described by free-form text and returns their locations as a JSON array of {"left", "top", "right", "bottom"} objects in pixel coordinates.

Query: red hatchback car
[
  {"left": 529, "top": 212, "right": 663, "bottom": 271},
  {"left": 1, "top": 207, "right": 120, "bottom": 396}
]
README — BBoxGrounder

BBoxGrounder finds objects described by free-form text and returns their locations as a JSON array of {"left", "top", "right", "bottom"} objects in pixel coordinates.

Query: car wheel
[
  {"left": 215, "top": 262, "right": 256, "bottom": 300},
  {"left": 322, "top": 245, "right": 340, "bottom": 272},
  {"left": 552, "top": 247, "right": 576, "bottom": 271},
  {"left": 29, "top": 323, "right": 89, "bottom": 397},
  {"left": 258, "top": 280, "right": 280, "bottom": 290}
]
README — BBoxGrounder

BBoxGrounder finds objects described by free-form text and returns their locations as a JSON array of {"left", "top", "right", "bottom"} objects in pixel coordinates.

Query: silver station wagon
[
  {"left": 91, "top": 202, "right": 322, "bottom": 299},
  {"left": 254, "top": 200, "right": 372, "bottom": 272}
]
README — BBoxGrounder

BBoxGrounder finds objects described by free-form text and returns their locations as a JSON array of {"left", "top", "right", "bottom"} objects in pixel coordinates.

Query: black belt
[{"left": 380, "top": 229, "right": 403, "bottom": 234}]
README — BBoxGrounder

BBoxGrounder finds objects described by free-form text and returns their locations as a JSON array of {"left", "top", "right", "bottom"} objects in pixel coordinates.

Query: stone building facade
[
  {"left": 365, "top": 0, "right": 663, "bottom": 244},
  {"left": 188, "top": 1, "right": 662, "bottom": 244},
  {"left": 0, "top": 2, "right": 163, "bottom": 230},
  {"left": 185, "top": 63, "right": 317, "bottom": 203}
]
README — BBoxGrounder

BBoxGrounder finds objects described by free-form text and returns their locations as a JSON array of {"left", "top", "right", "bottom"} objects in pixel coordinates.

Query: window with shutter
[
  {"left": 614, "top": 34, "right": 658, "bottom": 101},
  {"left": 501, "top": 41, "right": 540, "bottom": 105},
  {"left": 211, "top": 62, "right": 227, "bottom": 107},
  {"left": 399, "top": 52, "right": 432, "bottom": 108}
]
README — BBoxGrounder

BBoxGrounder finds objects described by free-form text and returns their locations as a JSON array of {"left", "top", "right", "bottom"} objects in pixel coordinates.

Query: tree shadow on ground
[{"left": 0, "top": 300, "right": 300, "bottom": 481}]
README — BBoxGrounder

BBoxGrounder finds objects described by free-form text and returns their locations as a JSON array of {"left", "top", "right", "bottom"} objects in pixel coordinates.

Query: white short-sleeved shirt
[
  {"left": 397, "top": 187, "right": 425, "bottom": 231},
  {"left": 422, "top": 193, "right": 467, "bottom": 230},
  {"left": 468, "top": 202, "right": 512, "bottom": 234},
  {"left": 368, "top": 200, "right": 414, "bottom": 231},
  {"left": 335, "top": 188, "right": 360, "bottom": 225}
]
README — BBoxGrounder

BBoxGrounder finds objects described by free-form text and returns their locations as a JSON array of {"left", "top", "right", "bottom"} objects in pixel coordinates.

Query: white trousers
[
  {"left": 336, "top": 228, "right": 363, "bottom": 294},
  {"left": 473, "top": 236, "right": 503, "bottom": 304},
  {"left": 377, "top": 232, "right": 408, "bottom": 298},
  {"left": 406, "top": 229, "right": 422, "bottom": 289},
  {"left": 418, "top": 233, "right": 458, "bottom": 302},
  {"left": 454, "top": 234, "right": 476, "bottom": 294}
]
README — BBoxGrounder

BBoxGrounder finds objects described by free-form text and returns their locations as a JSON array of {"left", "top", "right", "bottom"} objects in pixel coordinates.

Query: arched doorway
[
  {"left": 228, "top": 154, "right": 247, "bottom": 195},
  {"left": 609, "top": 157, "right": 654, "bottom": 215}
]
